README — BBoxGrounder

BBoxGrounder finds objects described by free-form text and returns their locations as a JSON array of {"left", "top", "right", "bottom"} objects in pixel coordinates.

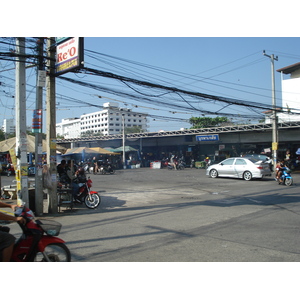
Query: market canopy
[
  {"left": 0, "top": 135, "right": 66, "bottom": 153},
  {"left": 113, "top": 146, "right": 138, "bottom": 152},
  {"left": 64, "top": 147, "right": 99, "bottom": 155},
  {"left": 63, "top": 147, "right": 117, "bottom": 155},
  {"left": 90, "top": 147, "right": 119, "bottom": 155}
]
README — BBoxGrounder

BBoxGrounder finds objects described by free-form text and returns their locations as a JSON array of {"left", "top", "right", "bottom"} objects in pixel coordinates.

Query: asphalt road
[{"left": 2, "top": 167, "right": 300, "bottom": 262}]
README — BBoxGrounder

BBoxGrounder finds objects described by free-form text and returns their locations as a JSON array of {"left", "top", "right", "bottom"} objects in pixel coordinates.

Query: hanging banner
[{"left": 32, "top": 109, "right": 42, "bottom": 133}]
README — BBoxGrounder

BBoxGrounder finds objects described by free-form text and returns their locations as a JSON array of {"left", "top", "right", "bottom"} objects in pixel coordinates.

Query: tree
[
  {"left": 124, "top": 126, "right": 144, "bottom": 134},
  {"left": 189, "top": 116, "right": 229, "bottom": 129}
]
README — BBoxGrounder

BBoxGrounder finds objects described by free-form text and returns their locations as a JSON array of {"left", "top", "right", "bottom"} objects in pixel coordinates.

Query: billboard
[{"left": 55, "top": 37, "right": 84, "bottom": 75}]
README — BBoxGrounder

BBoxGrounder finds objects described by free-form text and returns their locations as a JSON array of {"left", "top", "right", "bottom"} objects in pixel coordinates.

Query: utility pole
[
  {"left": 15, "top": 37, "right": 29, "bottom": 206},
  {"left": 34, "top": 38, "right": 45, "bottom": 216},
  {"left": 122, "top": 114, "right": 126, "bottom": 169},
  {"left": 46, "top": 38, "right": 57, "bottom": 214},
  {"left": 263, "top": 50, "right": 278, "bottom": 167}
]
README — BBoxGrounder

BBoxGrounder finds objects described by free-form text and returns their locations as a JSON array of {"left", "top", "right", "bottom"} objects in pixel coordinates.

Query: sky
[
  {"left": 1, "top": 2, "right": 300, "bottom": 133},
  {"left": 1, "top": 37, "right": 300, "bottom": 133}
]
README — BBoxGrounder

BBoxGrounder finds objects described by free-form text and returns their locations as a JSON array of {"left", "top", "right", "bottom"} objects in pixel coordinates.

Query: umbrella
[
  {"left": 63, "top": 147, "right": 100, "bottom": 155},
  {"left": 113, "top": 146, "right": 138, "bottom": 152},
  {"left": 90, "top": 147, "right": 118, "bottom": 155},
  {"left": 0, "top": 135, "right": 67, "bottom": 153}
]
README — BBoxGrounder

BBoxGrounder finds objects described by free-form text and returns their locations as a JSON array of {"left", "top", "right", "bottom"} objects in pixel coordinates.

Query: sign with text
[
  {"left": 32, "top": 109, "right": 42, "bottom": 133},
  {"left": 55, "top": 37, "right": 84, "bottom": 75},
  {"left": 196, "top": 134, "right": 219, "bottom": 142}
]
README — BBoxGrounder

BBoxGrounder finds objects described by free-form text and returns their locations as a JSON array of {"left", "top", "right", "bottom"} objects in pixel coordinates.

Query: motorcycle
[
  {"left": 190, "top": 158, "right": 195, "bottom": 168},
  {"left": 2, "top": 163, "right": 15, "bottom": 176},
  {"left": 78, "top": 161, "right": 92, "bottom": 174},
  {"left": 276, "top": 167, "right": 293, "bottom": 186},
  {"left": 167, "top": 159, "right": 185, "bottom": 170},
  {"left": 99, "top": 162, "right": 115, "bottom": 175},
  {"left": 161, "top": 158, "right": 169, "bottom": 168},
  {"left": 0, "top": 204, "right": 71, "bottom": 262},
  {"left": 74, "top": 177, "right": 101, "bottom": 209}
]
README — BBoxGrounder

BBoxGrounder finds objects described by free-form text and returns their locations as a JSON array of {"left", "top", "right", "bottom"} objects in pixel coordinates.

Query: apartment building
[
  {"left": 56, "top": 102, "right": 148, "bottom": 138},
  {"left": 2, "top": 118, "right": 15, "bottom": 135}
]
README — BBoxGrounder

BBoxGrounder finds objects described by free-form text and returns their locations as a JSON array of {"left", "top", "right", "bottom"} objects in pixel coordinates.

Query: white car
[{"left": 206, "top": 157, "right": 272, "bottom": 181}]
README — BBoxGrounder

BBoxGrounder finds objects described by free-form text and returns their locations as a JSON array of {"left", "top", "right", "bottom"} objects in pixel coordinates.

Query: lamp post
[{"left": 263, "top": 50, "right": 278, "bottom": 166}]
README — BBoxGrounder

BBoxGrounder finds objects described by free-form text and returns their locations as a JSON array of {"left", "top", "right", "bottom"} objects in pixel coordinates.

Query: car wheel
[
  {"left": 243, "top": 171, "right": 252, "bottom": 181},
  {"left": 209, "top": 169, "right": 218, "bottom": 178}
]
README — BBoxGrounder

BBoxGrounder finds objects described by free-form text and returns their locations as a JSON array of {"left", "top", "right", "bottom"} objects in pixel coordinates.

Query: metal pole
[
  {"left": 34, "top": 38, "right": 45, "bottom": 216},
  {"left": 15, "top": 37, "right": 29, "bottom": 206},
  {"left": 263, "top": 51, "right": 278, "bottom": 166}
]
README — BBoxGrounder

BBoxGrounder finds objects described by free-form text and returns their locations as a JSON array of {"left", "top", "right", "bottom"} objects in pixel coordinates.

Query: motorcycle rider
[
  {"left": 72, "top": 167, "right": 87, "bottom": 202},
  {"left": 275, "top": 159, "right": 286, "bottom": 183},
  {"left": 0, "top": 202, "right": 25, "bottom": 261},
  {"left": 170, "top": 154, "right": 177, "bottom": 170}
]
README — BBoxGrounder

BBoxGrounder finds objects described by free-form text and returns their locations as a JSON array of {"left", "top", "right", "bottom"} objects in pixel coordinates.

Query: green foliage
[
  {"left": 0, "top": 130, "right": 15, "bottom": 141},
  {"left": 189, "top": 116, "right": 229, "bottom": 128},
  {"left": 124, "top": 126, "right": 144, "bottom": 134}
]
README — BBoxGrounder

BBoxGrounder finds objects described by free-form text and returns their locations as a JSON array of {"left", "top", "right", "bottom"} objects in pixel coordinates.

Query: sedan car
[
  {"left": 206, "top": 157, "right": 272, "bottom": 181},
  {"left": 242, "top": 153, "right": 273, "bottom": 171}
]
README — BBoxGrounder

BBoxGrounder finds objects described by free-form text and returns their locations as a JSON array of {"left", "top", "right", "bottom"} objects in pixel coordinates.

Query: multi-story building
[
  {"left": 2, "top": 118, "right": 15, "bottom": 135},
  {"left": 80, "top": 102, "right": 148, "bottom": 136},
  {"left": 56, "top": 117, "right": 81, "bottom": 138},
  {"left": 265, "top": 62, "right": 300, "bottom": 123},
  {"left": 56, "top": 102, "right": 148, "bottom": 138}
]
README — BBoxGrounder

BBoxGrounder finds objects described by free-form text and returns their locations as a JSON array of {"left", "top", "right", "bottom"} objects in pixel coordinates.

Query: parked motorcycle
[
  {"left": 167, "top": 159, "right": 185, "bottom": 170},
  {"left": 78, "top": 161, "right": 92, "bottom": 174},
  {"left": 161, "top": 158, "right": 169, "bottom": 168},
  {"left": 190, "top": 158, "right": 195, "bottom": 168},
  {"left": 276, "top": 167, "right": 293, "bottom": 186},
  {"left": 74, "top": 177, "right": 101, "bottom": 209},
  {"left": 99, "top": 162, "right": 115, "bottom": 175},
  {"left": 0, "top": 204, "right": 71, "bottom": 262},
  {"left": 2, "top": 163, "right": 15, "bottom": 176}
]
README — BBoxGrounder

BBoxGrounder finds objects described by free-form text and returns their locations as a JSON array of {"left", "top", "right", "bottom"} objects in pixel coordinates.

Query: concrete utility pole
[
  {"left": 263, "top": 50, "right": 278, "bottom": 166},
  {"left": 15, "top": 37, "right": 29, "bottom": 206},
  {"left": 34, "top": 38, "right": 45, "bottom": 216},
  {"left": 46, "top": 37, "right": 57, "bottom": 214},
  {"left": 122, "top": 114, "right": 126, "bottom": 169}
]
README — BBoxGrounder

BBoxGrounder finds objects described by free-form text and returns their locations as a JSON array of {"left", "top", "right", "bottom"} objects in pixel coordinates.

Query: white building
[
  {"left": 56, "top": 102, "right": 148, "bottom": 138},
  {"left": 2, "top": 119, "right": 15, "bottom": 135},
  {"left": 56, "top": 118, "right": 81, "bottom": 138},
  {"left": 265, "top": 62, "right": 300, "bottom": 123}
]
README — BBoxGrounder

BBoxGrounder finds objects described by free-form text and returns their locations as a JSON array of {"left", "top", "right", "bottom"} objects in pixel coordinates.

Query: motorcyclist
[
  {"left": 276, "top": 159, "right": 286, "bottom": 183},
  {"left": 72, "top": 167, "right": 86, "bottom": 202},
  {"left": 0, "top": 202, "right": 25, "bottom": 261},
  {"left": 170, "top": 155, "right": 177, "bottom": 170}
]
